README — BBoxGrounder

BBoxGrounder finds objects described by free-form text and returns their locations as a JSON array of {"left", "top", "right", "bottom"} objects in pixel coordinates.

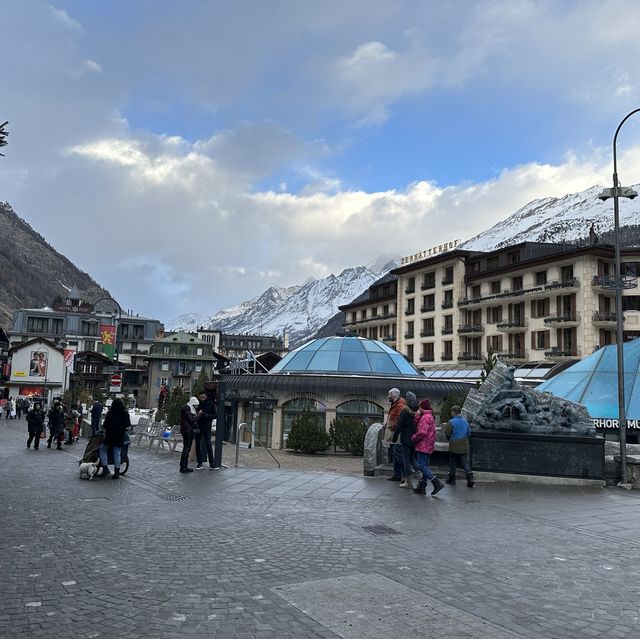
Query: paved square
[{"left": 3, "top": 417, "right": 640, "bottom": 638}]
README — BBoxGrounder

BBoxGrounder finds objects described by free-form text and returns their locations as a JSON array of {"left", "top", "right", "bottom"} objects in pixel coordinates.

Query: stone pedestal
[{"left": 471, "top": 431, "right": 605, "bottom": 480}]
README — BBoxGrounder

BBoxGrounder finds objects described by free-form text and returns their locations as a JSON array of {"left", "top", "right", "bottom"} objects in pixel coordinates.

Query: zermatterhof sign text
[{"left": 400, "top": 239, "right": 461, "bottom": 266}]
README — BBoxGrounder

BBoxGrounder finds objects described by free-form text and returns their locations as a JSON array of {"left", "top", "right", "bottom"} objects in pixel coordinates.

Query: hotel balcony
[
  {"left": 543, "top": 313, "right": 581, "bottom": 327},
  {"left": 497, "top": 350, "right": 528, "bottom": 361},
  {"left": 420, "top": 305, "right": 435, "bottom": 313},
  {"left": 458, "top": 279, "right": 581, "bottom": 308},
  {"left": 441, "top": 352, "right": 453, "bottom": 361},
  {"left": 442, "top": 327, "right": 454, "bottom": 335},
  {"left": 441, "top": 301, "right": 454, "bottom": 309},
  {"left": 592, "top": 311, "right": 619, "bottom": 326},
  {"left": 544, "top": 346, "right": 582, "bottom": 359},
  {"left": 496, "top": 320, "right": 527, "bottom": 333},
  {"left": 404, "top": 332, "right": 415, "bottom": 339},
  {"left": 457, "top": 324, "right": 484, "bottom": 336},
  {"left": 458, "top": 351, "right": 483, "bottom": 362},
  {"left": 420, "top": 354, "right": 435, "bottom": 362},
  {"left": 544, "top": 277, "right": 581, "bottom": 292},
  {"left": 591, "top": 275, "right": 637, "bottom": 291},
  {"left": 420, "top": 330, "right": 435, "bottom": 337}
]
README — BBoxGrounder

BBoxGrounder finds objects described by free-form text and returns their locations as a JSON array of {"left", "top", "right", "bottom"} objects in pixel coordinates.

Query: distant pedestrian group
[{"left": 384, "top": 387, "right": 474, "bottom": 496}]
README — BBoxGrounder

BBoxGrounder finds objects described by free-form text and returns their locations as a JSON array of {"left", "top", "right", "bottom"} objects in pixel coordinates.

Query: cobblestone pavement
[{"left": 3, "top": 417, "right": 640, "bottom": 639}]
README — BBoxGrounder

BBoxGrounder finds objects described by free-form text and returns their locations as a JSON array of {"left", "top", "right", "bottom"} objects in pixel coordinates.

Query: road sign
[{"left": 109, "top": 374, "right": 122, "bottom": 391}]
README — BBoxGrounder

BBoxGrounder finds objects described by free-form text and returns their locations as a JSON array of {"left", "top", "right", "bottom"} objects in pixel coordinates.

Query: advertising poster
[{"left": 29, "top": 351, "right": 48, "bottom": 377}]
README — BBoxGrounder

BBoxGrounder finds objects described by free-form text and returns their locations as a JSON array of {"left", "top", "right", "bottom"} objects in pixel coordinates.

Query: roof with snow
[
  {"left": 270, "top": 335, "right": 422, "bottom": 377},
  {"left": 536, "top": 340, "right": 640, "bottom": 418}
]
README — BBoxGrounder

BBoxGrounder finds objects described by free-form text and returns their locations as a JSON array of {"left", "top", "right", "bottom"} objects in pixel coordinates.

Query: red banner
[{"left": 63, "top": 348, "right": 76, "bottom": 372}]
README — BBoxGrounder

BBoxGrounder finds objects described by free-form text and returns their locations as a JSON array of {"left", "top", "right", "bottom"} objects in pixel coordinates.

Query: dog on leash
[{"left": 78, "top": 461, "right": 98, "bottom": 480}]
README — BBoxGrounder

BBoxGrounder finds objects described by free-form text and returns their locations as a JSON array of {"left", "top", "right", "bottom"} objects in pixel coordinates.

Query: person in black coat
[
  {"left": 197, "top": 392, "right": 217, "bottom": 469},
  {"left": 46, "top": 400, "right": 65, "bottom": 450},
  {"left": 392, "top": 391, "right": 419, "bottom": 488},
  {"left": 98, "top": 398, "right": 130, "bottom": 479},
  {"left": 26, "top": 402, "right": 46, "bottom": 450}
]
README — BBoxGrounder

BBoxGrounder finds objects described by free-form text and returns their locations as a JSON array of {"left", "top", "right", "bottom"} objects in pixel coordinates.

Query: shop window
[
  {"left": 282, "top": 398, "right": 326, "bottom": 442},
  {"left": 336, "top": 400, "right": 383, "bottom": 428}
]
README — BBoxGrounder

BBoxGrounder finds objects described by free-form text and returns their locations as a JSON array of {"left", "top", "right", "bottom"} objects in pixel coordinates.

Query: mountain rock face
[
  {"left": 461, "top": 184, "right": 640, "bottom": 251},
  {"left": 0, "top": 201, "right": 111, "bottom": 329},
  {"left": 172, "top": 259, "right": 398, "bottom": 348}
]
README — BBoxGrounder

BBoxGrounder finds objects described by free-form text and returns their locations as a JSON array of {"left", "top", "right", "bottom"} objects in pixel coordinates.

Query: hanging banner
[
  {"left": 100, "top": 324, "right": 116, "bottom": 359},
  {"left": 63, "top": 348, "right": 76, "bottom": 372}
]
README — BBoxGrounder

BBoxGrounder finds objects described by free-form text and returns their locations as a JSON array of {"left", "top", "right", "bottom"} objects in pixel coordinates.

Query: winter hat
[
  {"left": 419, "top": 399, "right": 432, "bottom": 411},
  {"left": 188, "top": 396, "right": 199, "bottom": 414},
  {"left": 388, "top": 388, "right": 400, "bottom": 400},
  {"left": 405, "top": 391, "right": 418, "bottom": 409}
]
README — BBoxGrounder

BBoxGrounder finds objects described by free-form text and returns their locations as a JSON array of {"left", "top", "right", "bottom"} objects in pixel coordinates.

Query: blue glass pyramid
[
  {"left": 536, "top": 339, "right": 640, "bottom": 418},
  {"left": 270, "top": 336, "right": 421, "bottom": 377}
]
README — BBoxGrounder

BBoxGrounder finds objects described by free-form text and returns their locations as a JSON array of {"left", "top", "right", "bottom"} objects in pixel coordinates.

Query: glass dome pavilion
[{"left": 270, "top": 335, "right": 423, "bottom": 377}]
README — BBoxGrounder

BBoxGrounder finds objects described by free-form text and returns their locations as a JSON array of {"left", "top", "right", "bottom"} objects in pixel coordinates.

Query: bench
[{"left": 135, "top": 420, "right": 181, "bottom": 452}]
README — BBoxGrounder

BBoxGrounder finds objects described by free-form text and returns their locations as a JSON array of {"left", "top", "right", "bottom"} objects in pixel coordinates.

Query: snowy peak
[
  {"left": 168, "top": 257, "right": 397, "bottom": 346},
  {"left": 461, "top": 183, "right": 640, "bottom": 251}
]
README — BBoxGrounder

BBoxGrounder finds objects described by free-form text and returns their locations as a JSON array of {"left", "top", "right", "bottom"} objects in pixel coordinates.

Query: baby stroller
[{"left": 79, "top": 431, "right": 130, "bottom": 476}]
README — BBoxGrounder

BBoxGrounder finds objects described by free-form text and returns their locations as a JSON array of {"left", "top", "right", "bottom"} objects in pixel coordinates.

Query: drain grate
[
  {"left": 361, "top": 524, "right": 401, "bottom": 536},
  {"left": 159, "top": 494, "right": 189, "bottom": 502}
]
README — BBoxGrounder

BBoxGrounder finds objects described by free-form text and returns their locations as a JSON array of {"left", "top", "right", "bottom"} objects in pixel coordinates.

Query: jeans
[
  {"left": 200, "top": 428, "right": 214, "bottom": 466},
  {"left": 99, "top": 443, "right": 121, "bottom": 467},
  {"left": 415, "top": 451, "right": 435, "bottom": 482},
  {"left": 449, "top": 452, "right": 472, "bottom": 476},
  {"left": 391, "top": 443, "right": 404, "bottom": 478},
  {"left": 400, "top": 444, "right": 416, "bottom": 478}
]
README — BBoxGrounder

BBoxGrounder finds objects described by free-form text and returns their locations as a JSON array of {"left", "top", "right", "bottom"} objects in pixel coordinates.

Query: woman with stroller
[{"left": 98, "top": 398, "right": 130, "bottom": 479}]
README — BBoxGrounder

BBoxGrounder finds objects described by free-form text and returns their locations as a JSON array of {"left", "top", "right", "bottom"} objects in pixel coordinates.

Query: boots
[
  {"left": 412, "top": 482, "right": 427, "bottom": 495},
  {"left": 466, "top": 472, "right": 475, "bottom": 488},
  {"left": 99, "top": 466, "right": 110, "bottom": 478},
  {"left": 446, "top": 474, "right": 456, "bottom": 485},
  {"left": 431, "top": 477, "right": 445, "bottom": 496},
  {"left": 112, "top": 467, "right": 120, "bottom": 480}
]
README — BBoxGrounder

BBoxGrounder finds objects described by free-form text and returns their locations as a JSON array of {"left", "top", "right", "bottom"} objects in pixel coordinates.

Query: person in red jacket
[{"left": 411, "top": 399, "right": 445, "bottom": 496}]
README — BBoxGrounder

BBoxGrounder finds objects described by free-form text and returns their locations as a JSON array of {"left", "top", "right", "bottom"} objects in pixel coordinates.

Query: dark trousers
[
  {"left": 47, "top": 431, "right": 63, "bottom": 448},
  {"left": 391, "top": 444, "right": 404, "bottom": 478},
  {"left": 180, "top": 431, "right": 203, "bottom": 469},
  {"left": 449, "top": 452, "right": 472, "bottom": 476},
  {"left": 401, "top": 444, "right": 416, "bottom": 478},
  {"left": 27, "top": 431, "right": 42, "bottom": 449},
  {"left": 91, "top": 417, "right": 101, "bottom": 436},
  {"left": 200, "top": 428, "right": 214, "bottom": 466}
]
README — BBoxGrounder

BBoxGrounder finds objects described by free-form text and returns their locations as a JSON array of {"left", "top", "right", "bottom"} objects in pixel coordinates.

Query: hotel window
[
  {"left": 406, "top": 277, "right": 416, "bottom": 294},
  {"left": 52, "top": 318, "right": 63, "bottom": 335},
  {"left": 421, "top": 343, "right": 434, "bottom": 361},
  {"left": 421, "top": 318, "right": 434, "bottom": 336},
  {"left": 443, "top": 341, "right": 453, "bottom": 360},
  {"left": 531, "top": 298, "right": 550, "bottom": 318},
  {"left": 160, "top": 377, "right": 169, "bottom": 386},
  {"left": 383, "top": 304, "right": 389, "bottom": 316},
  {"left": 531, "top": 330, "right": 550, "bottom": 350},
  {"left": 443, "top": 315, "right": 453, "bottom": 334},
  {"left": 196, "top": 347, "right": 203, "bottom": 356},
  {"left": 422, "top": 294, "right": 435, "bottom": 312},
  {"left": 471, "top": 285, "right": 481, "bottom": 300},
  {"left": 535, "top": 270, "right": 547, "bottom": 285},
  {"left": 27, "top": 316, "right": 48, "bottom": 333},
  {"left": 406, "top": 344, "right": 414, "bottom": 361},
  {"left": 561, "top": 265, "right": 574, "bottom": 281},
  {"left": 487, "top": 306, "right": 502, "bottom": 324},
  {"left": 507, "top": 250, "right": 520, "bottom": 265},
  {"left": 422, "top": 272, "right": 435, "bottom": 289},
  {"left": 132, "top": 324, "right": 145, "bottom": 339},
  {"left": 406, "top": 298, "right": 415, "bottom": 315},
  {"left": 405, "top": 321, "right": 414, "bottom": 339},
  {"left": 487, "top": 256, "right": 499, "bottom": 270},
  {"left": 512, "top": 276, "right": 523, "bottom": 291},
  {"left": 161, "top": 361, "right": 169, "bottom": 371},
  {"left": 442, "top": 266, "right": 454, "bottom": 285},
  {"left": 195, "top": 362, "right": 202, "bottom": 372},
  {"left": 490, "top": 281, "right": 501, "bottom": 294},
  {"left": 488, "top": 335, "right": 503, "bottom": 352}
]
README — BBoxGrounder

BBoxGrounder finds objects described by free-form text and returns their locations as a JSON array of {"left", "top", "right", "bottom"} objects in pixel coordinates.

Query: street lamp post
[{"left": 598, "top": 107, "right": 640, "bottom": 487}]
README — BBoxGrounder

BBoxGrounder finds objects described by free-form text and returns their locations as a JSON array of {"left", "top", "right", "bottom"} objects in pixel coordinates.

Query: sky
[{"left": 2, "top": 1, "right": 640, "bottom": 325}]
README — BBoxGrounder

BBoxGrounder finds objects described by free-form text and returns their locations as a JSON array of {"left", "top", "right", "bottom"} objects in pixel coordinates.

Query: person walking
[
  {"left": 16, "top": 397, "right": 25, "bottom": 420},
  {"left": 392, "top": 391, "right": 419, "bottom": 488},
  {"left": 445, "top": 405, "right": 474, "bottom": 487},
  {"left": 90, "top": 399, "right": 103, "bottom": 436},
  {"left": 384, "top": 388, "right": 406, "bottom": 482},
  {"left": 5, "top": 397, "right": 13, "bottom": 420},
  {"left": 197, "top": 392, "right": 217, "bottom": 469},
  {"left": 98, "top": 398, "right": 130, "bottom": 479},
  {"left": 46, "top": 400, "right": 65, "bottom": 450},
  {"left": 411, "top": 399, "right": 444, "bottom": 496},
  {"left": 179, "top": 396, "right": 202, "bottom": 473},
  {"left": 63, "top": 403, "right": 80, "bottom": 445},
  {"left": 26, "top": 401, "right": 46, "bottom": 450}
]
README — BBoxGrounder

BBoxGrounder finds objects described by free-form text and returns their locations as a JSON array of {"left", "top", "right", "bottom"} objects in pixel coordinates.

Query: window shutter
[
  {"left": 531, "top": 332, "right": 536, "bottom": 350},
  {"left": 544, "top": 330, "right": 550, "bottom": 348}
]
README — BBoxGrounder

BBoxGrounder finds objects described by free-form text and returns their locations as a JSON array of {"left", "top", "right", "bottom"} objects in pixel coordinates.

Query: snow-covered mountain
[
  {"left": 169, "top": 182, "right": 640, "bottom": 349},
  {"left": 461, "top": 183, "right": 640, "bottom": 251},
  {"left": 170, "top": 256, "right": 398, "bottom": 347}
]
